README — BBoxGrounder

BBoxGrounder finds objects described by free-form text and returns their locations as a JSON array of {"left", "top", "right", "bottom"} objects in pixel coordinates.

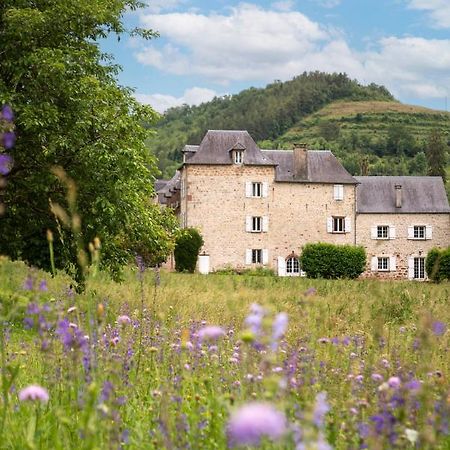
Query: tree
[
  {"left": 426, "top": 130, "right": 447, "bottom": 183},
  {"left": 0, "top": 0, "right": 177, "bottom": 282},
  {"left": 174, "top": 228, "right": 204, "bottom": 273}
]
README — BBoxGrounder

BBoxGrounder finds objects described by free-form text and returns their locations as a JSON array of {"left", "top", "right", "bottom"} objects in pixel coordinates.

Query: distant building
[{"left": 156, "top": 130, "right": 450, "bottom": 279}]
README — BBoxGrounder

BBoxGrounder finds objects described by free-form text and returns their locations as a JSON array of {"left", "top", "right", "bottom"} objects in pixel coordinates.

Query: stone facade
[{"left": 158, "top": 130, "right": 450, "bottom": 280}]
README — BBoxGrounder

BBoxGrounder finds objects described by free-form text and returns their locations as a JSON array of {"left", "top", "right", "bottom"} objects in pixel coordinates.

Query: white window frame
[
  {"left": 252, "top": 216, "right": 262, "bottom": 232},
  {"left": 252, "top": 182, "right": 262, "bottom": 198},
  {"left": 252, "top": 249, "right": 262, "bottom": 264},
  {"left": 234, "top": 150, "right": 243, "bottom": 164},
  {"left": 377, "top": 257, "right": 389, "bottom": 271},
  {"left": 377, "top": 225, "right": 389, "bottom": 239},
  {"left": 286, "top": 256, "right": 300, "bottom": 276},
  {"left": 333, "top": 184, "right": 344, "bottom": 201},
  {"left": 413, "top": 257, "right": 426, "bottom": 280},
  {"left": 408, "top": 225, "right": 432, "bottom": 240},
  {"left": 332, "top": 216, "right": 345, "bottom": 233},
  {"left": 245, "top": 181, "right": 268, "bottom": 198}
]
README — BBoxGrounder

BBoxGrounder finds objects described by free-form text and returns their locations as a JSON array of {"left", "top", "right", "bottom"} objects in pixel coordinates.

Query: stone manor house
[{"left": 156, "top": 130, "right": 450, "bottom": 280}]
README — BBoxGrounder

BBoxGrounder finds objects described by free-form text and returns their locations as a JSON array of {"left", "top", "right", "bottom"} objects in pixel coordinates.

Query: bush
[
  {"left": 174, "top": 228, "right": 204, "bottom": 273},
  {"left": 426, "top": 247, "right": 450, "bottom": 282},
  {"left": 301, "top": 243, "right": 366, "bottom": 279}
]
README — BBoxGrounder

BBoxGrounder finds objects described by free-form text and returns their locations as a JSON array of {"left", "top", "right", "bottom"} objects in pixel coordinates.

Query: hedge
[
  {"left": 174, "top": 228, "right": 204, "bottom": 273},
  {"left": 300, "top": 243, "right": 366, "bottom": 279},
  {"left": 426, "top": 247, "right": 450, "bottom": 282}
]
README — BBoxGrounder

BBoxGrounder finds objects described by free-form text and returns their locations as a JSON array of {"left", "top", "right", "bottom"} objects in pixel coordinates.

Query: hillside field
[{"left": 0, "top": 258, "right": 449, "bottom": 449}]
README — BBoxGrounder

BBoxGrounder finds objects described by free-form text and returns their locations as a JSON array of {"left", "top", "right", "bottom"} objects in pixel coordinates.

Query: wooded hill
[{"left": 146, "top": 72, "right": 449, "bottom": 180}]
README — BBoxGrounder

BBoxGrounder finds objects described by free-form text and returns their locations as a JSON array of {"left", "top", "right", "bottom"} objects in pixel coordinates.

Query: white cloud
[
  {"left": 141, "top": 0, "right": 185, "bottom": 14},
  {"left": 408, "top": 0, "right": 450, "bottom": 28},
  {"left": 310, "top": 0, "right": 342, "bottom": 8},
  {"left": 135, "top": 87, "right": 218, "bottom": 113},
  {"left": 135, "top": 3, "right": 450, "bottom": 103},
  {"left": 272, "top": 1, "right": 295, "bottom": 12}
]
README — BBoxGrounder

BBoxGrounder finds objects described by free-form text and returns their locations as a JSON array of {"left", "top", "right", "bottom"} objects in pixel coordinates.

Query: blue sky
[{"left": 101, "top": 0, "right": 450, "bottom": 112}]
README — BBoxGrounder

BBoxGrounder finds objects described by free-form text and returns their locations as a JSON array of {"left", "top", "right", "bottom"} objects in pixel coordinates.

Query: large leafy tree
[
  {"left": 0, "top": 0, "right": 177, "bottom": 280},
  {"left": 426, "top": 129, "right": 448, "bottom": 183}
]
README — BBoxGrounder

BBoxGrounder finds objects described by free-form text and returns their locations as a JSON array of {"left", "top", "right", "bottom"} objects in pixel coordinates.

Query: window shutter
[
  {"left": 371, "top": 226, "right": 377, "bottom": 239},
  {"left": 262, "top": 182, "right": 269, "bottom": 198},
  {"left": 407, "top": 226, "right": 414, "bottom": 239},
  {"left": 407, "top": 257, "right": 414, "bottom": 279},
  {"left": 262, "top": 216, "right": 269, "bottom": 232},
  {"left": 246, "top": 216, "right": 252, "bottom": 232},
  {"left": 371, "top": 257, "right": 378, "bottom": 272},
  {"left": 262, "top": 249, "right": 269, "bottom": 265},
  {"left": 344, "top": 217, "right": 352, "bottom": 233},
  {"left": 245, "top": 249, "right": 252, "bottom": 265},
  {"left": 389, "top": 226, "right": 396, "bottom": 239},
  {"left": 426, "top": 225, "right": 432, "bottom": 240},
  {"left": 389, "top": 256, "right": 397, "bottom": 271},
  {"left": 245, "top": 182, "right": 252, "bottom": 198},
  {"left": 334, "top": 184, "right": 343, "bottom": 200},
  {"left": 327, "top": 217, "right": 333, "bottom": 233},
  {"left": 277, "top": 256, "right": 286, "bottom": 277}
]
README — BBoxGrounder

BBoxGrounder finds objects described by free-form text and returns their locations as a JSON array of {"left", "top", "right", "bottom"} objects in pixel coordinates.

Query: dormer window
[{"left": 234, "top": 150, "right": 244, "bottom": 164}]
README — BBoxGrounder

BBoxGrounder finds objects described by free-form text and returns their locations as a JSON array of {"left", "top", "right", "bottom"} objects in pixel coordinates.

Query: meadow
[{"left": 0, "top": 257, "right": 449, "bottom": 449}]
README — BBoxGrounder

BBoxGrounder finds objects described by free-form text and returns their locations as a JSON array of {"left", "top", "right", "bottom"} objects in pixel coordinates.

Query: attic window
[{"left": 234, "top": 150, "right": 244, "bottom": 164}]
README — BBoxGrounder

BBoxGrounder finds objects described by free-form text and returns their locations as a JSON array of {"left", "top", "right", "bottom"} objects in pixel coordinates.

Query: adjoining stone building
[{"left": 156, "top": 130, "right": 450, "bottom": 280}]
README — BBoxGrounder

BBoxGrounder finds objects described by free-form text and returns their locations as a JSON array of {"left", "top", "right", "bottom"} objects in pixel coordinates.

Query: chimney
[
  {"left": 293, "top": 143, "right": 308, "bottom": 180},
  {"left": 395, "top": 184, "right": 402, "bottom": 208}
]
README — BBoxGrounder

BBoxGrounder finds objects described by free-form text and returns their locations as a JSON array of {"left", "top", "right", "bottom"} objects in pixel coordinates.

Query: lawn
[{"left": 0, "top": 258, "right": 449, "bottom": 449}]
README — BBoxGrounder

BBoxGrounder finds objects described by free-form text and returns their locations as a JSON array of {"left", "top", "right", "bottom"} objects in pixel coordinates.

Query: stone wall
[{"left": 356, "top": 213, "right": 450, "bottom": 279}]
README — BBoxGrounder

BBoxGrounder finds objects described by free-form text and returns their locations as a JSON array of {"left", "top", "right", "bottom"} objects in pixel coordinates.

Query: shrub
[
  {"left": 174, "top": 228, "right": 204, "bottom": 273},
  {"left": 300, "top": 243, "right": 366, "bottom": 279},
  {"left": 427, "top": 247, "right": 450, "bottom": 282}
]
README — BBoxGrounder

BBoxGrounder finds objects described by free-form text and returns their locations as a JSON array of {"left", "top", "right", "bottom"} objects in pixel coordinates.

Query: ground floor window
[
  {"left": 377, "top": 257, "right": 389, "bottom": 271},
  {"left": 286, "top": 256, "right": 300, "bottom": 275},
  {"left": 414, "top": 257, "right": 425, "bottom": 279},
  {"left": 252, "top": 249, "right": 262, "bottom": 264}
]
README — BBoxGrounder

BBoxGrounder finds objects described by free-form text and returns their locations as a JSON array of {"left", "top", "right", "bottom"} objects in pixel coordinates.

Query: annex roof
[
  {"left": 262, "top": 149, "right": 358, "bottom": 184},
  {"left": 355, "top": 176, "right": 450, "bottom": 213},
  {"left": 186, "top": 130, "right": 275, "bottom": 166}
]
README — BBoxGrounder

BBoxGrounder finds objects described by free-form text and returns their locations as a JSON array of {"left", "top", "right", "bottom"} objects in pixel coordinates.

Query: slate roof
[
  {"left": 182, "top": 145, "right": 199, "bottom": 162},
  {"left": 186, "top": 130, "right": 275, "bottom": 166},
  {"left": 156, "top": 171, "right": 180, "bottom": 203},
  {"left": 262, "top": 150, "right": 358, "bottom": 184},
  {"left": 356, "top": 176, "right": 450, "bottom": 213}
]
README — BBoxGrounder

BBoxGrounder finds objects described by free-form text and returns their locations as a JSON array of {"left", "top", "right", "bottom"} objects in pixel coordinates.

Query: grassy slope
[{"left": 275, "top": 100, "right": 450, "bottom": 146}]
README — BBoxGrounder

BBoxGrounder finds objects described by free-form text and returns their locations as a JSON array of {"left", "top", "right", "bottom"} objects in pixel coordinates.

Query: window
[
  {"left": 414, "top": 226, "right": 425, "bottom": 239},
  {"left": 252, "top": 216, "right": 262, "bottom": 232},
  {"left": 414, "top": 257, "right": 425, "bottom": 279},
  {"left": 333, "top": 217, "right": 345, "bottom": 233},
  {"left": 286, "top": 257, "right": 300, "bottom": 275},
  {"left": 252, "top": 249, "right": 262, "bottom": 264},
  {"left": 377, "top": 226, "right": 389, "bottom": 239},
  {"left": 252, "top": 182, "right": 262, "bottom": 197},
  {"left": 333, "top": 184, "right": 344, "bottom": 201},
  {"left": 377, "top": 257, "right": 389, "bottom": 271},
  {"left": 234, "top": 150, "right": 243, "bottom": 164}
]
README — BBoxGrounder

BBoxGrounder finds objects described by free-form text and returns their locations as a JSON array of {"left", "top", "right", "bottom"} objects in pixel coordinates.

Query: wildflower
[
  {"left": 245, "top": 303, "right": 265, "bottom": 335},
  {"left": 272, "top": 312, "right": 288, "bottom": 342},
  {"left": 1, "top": 105, "right": 14, "bottom": 122},
  {"left": 303, "top": 287, "right": 317, "bottom": 297},
  {"left": 388, "top": 376, "right": 401, "bottom": 389},
  {"left": 227, "top": 402, "right": 287, "bottom": 447},
  {"left": 371, "top": 373, "right": 383, "bottom": 382},
  {"left": 117, "top": 315, "right": 131, "bottom": 325},
  {"left": 432, "top": 321, "right": 446, "bottom": 336},
  {"left": 18, "top": 385, "right": 49, "bottom": 403},
  {"left": 39, "top": 280, "right": 48, "bottom": 292},
  {"left": 198, "top": 325, "right": 225, "bottom": 342},
  {"left": 313, "top": 392, "right": 330, "bottom": 428},
  {"left": 405, "top": 428, "right": 419, "bottom": 445},
  {"left": 2, "top": 132, "right": 15, "bottom": 149},
  {"left": 0, "top": 154, "right": 13, "bottom": 175},
  {"left": 23, "top": 276, "right": 33, "bottom": 291}
]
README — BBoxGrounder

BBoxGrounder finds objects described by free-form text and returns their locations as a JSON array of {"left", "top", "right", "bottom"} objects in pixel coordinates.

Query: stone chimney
[
  {"left": 293, "top": 143, "right": 308, "bottom": 180},
  {"left": 395, "top": 184, "right": 402, "bottom": 208}
]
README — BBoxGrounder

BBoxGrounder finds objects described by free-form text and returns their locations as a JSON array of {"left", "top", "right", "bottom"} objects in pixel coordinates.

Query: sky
[{"left": 101, "top": 0, "right": 450, "bottom": 113}]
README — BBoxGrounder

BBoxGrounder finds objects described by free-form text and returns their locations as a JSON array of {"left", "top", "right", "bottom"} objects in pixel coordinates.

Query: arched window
[{"left": 286, "top": 256, "right": 300, "bottom": 275}]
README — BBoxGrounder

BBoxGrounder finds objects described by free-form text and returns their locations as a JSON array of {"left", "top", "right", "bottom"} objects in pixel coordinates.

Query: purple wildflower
[
  {"left": 198, "top": 325, "right": 225, "bottom": 342},
  {"left": 39, "top": 280, "right": 48, "bottom": 292},
  {"left": 18, "top": 385, "right": 49, "bottom": 403},
  {"left": 23, "top": 276, "right": 33, "bottom": 291},
  {"left": 313, "top": 392, "right": 330, "bottom": 428},
  {"left": 245, "top": 303, "right": 265, "bottom": 334},
  {"left": 0, "top": 154, "right": 13, "bottom": 175},
  {"left": 272, "top": 312, "right": 288, "bottom": 341},
  {"left": 432, "top": 321, "right": 446, "bottom": 336},
  {"left": 117, "top": 315, "right": 131, "bottom": 325},
  {"left": 388, "top": 376, "right": 401, "bottom": 389},
  {"left": 2, "top": 132, "right": 15, "bottom": 150},
  {"left": 1, "top": 105, "right": 14, "bottom": 122},
  {"left": 371, "top": 373, "right": 383, "bottom": 382},
  {"left": 303, "top": 287, "right": 317, "bottom": 297},
  {"left": 227, "top": 402, "right": 287, "bottom": 447}
]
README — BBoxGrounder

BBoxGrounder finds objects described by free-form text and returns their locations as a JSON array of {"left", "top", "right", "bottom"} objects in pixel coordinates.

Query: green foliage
[
  {"left": 174, "top": 228, "right": 204, "bottom": 273},
  {"left": 301, "top": 243, "right": 366, "bottom": 279},
  {"left": 0, "top": 0, "right": 177, "bottom": 281},
  {"left": 426, "top": 247, "right": 450, "bottom": 282},
  {"left": 426, "top": 129, "right": 448, "bottom": 182}
]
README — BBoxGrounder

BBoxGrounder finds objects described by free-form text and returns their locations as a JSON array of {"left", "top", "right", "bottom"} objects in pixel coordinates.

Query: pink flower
[
  {"left": 117, "top": 315, "right": 131, "bottom": 325},
  {"left": 227, "top": 403, "right": 287, "bottom": 447},
  {"left": 198, "top": 325, "right": 225, "bottom": 342},
  {"left": 18, "top": 385, "right": 49, "bottom": 403},
  {"left": 388, "top": 376, "right": 401, "bottom": 389}
]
